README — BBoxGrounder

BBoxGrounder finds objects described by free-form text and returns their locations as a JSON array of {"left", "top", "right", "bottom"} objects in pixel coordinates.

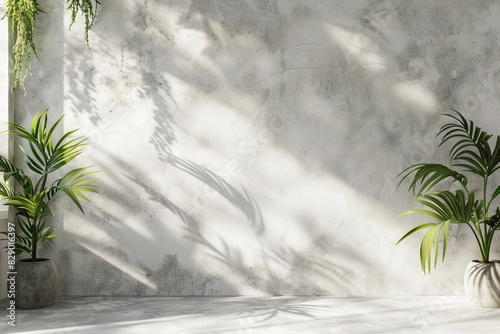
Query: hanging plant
[
  {"left": 5, "top": 0, "right": 41, "bottom": 92},
  {"left": 67, "top": 0, "right": 100, "bottom": 45},
  {"left": 5, "top": 0, "right": 100, "bottom": 93}
]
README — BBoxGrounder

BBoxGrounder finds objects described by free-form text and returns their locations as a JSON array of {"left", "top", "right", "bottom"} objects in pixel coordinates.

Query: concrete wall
[{"left": 9, "top": 0, "right": 500, "bottom": 296}]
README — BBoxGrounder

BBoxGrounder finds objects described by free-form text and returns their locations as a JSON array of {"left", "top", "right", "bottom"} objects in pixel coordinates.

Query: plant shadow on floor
[{"left": 4, "top": 295, "right": 500, "bottom": 333}]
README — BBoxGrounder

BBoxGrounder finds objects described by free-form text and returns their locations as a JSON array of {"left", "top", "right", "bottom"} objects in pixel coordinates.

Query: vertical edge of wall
[{"left": 0, "top": 3, "right": 10, "bottom": 300}]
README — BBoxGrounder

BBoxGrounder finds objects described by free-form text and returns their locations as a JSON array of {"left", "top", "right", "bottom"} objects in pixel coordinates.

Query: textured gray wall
[{"left": 10, "top": 0, "right": 500, "bottom": 295}]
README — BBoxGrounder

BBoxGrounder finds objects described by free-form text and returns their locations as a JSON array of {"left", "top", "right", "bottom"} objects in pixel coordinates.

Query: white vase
[{"left": 464, "top": 260, "right": 500, "bottom": 308}]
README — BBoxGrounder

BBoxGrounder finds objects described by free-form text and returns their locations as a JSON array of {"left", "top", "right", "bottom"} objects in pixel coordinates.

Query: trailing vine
[
  {"left": 67, "top": 0, "right": 100, "bottom": 45},
  {"left": 6, "top": 0, "right": 41, "bottom": 92},
  {"left": 5, "top": 0, "right": 100, "bottom": 93}
]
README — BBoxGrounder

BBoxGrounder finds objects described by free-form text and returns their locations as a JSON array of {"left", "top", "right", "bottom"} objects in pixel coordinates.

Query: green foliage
[
  {"left": 5, "top": 0, "right": 42, "bottom": 92},
  {"left": 5, "top": 0, "right": 100, "bottom": 92},
  {"left": 67, "top": 0, "right": 100, "bottom": 45},
  {"left": 397, "top": 110, "right": 500, "bottom": 273},
  {"left": 0, "top": 216, "right": 56, "bottom": 256},
  {"left": 0, "top": 110, "right": 98, "bottom": 260}
]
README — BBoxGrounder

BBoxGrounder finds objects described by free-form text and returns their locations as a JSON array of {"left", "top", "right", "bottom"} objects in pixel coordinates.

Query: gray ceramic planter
[
  {"left": 15, "top": 258, "right": 59, "bottom": 309},
  {"left": 464, "top": 260, "right": 500, "bottom": 308}
]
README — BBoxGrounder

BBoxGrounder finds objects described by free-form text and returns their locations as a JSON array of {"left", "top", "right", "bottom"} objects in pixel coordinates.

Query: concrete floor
[{"left": 0, "top": 296, "right": 499, "bottom": 333}]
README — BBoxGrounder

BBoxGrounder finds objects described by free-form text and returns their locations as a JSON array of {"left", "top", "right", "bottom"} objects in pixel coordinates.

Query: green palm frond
[
  {"left": 0, "top": 156, "right": 34, "bottom": 196},
  {"left": 6, "top": 110, "right": 51, "bottom": 173},
  {"left": 36, "top": 220, "right": 57, "bottom": 243},
  {"left": 398, "top": 190, "right": 474, "bottom": 273},
  {"left": 420, "top": 220, "right": 450, "bottom": 273},
  {"left": 48, "top": 167, "right": 99, "bottom": 212},
  {"left": 0, "top": 110, "right": 98, "bottom": 260},
  {"left": 0, "top": 216, "right": 56, "bottom": 256},
  {"left": 396, "top": 221, "right": 451, "bottom": 274},
  {"left": 399, "top": 190, "right": 474, "bottom": 223},
  {"left": 5, "top": 192, "right": 52, "bottom": 220},
  {"left": 2, "top": 218, "right": 33, "bottom": 255},
  {"left": 0, "top": 182, "right": 15, "bottom": 198},
  {"left": 397, "top": 110, "right": 500, "bottom": 272},
  {"left": 0, "top": 230, "right": 32, "bottom": 255},
  {"left": 46, "top": 136, "right": 88, "bottom": 174},
  {"left": 421, "top": 190, "right": 473, "bottom": 221},
  {"left": 397, "top": 163, "right": 467, "bottom": 196},
  {"left": 5, "top": 110, "right": 89, "bottom": 182},
  {"left": 484, "top": 208, "right": 500, "bottom": 230},
  {"left": 438, "top": 109, "right": 500, "bottom": 177}
]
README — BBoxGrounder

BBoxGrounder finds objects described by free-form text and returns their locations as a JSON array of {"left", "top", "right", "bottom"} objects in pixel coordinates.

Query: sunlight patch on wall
[
  {"left": 64, "top": 215, "right": 158, "bottom": 290},
  {"left": 325, "top": 23, "right": 386, "bottom": 73},
  {"left": 180, "top": 99, "right": 260, "bottom": 165},
  {"left": 393, "top": 81, "right": 438, "bottom": 114},
  {"left": 77, "top": 239, "right": 158, "bottom": 290},
  {"left": 122, "top": 213, "right": 155, "bottom": 240}
]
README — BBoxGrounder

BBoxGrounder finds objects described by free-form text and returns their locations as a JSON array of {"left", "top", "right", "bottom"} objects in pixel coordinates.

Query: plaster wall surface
[{"left": 11, "top": 0, "right": 500, "bottom": 296}]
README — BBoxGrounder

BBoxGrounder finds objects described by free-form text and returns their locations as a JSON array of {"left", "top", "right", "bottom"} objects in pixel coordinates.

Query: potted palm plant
[
  {"left": 397, "top": 109, "right": 500, "bottom": 308},
  {"left": 0, "top": 110, "right": 97, "bottom": 309}
]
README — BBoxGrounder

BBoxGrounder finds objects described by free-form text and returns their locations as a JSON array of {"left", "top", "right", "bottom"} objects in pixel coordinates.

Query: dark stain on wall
[{"left": 139, "top": 254, "right": 239, "bottom": 295}]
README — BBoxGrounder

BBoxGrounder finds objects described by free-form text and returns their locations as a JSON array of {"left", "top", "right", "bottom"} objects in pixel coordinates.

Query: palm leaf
[
  {"left": 0, "top": 216, "right": 56, "bottom": 256},
  {"left": 396, "top": 220, "right": 451, "bottom": 274},
  {"left": 438, "top": 109, "right": 500, "bottom": 177},
  {"left": 419, "top": 221, "right": 450, "bottom": 273},
  {"left": 36, "top": 220, "right": 57, "bottom": 242},
  {"left": 45, "top": 114, "right": 65, "bottom": 155},
  {"left": 5, "top": 122, "right": 45, "bottom": 155},
  {"left": 397, "top": 163, "right": 467, "bottom": 196},
  {"left": 401, "top": 191, "right": 473, "bottom": 223},
  {"left": 397, "top": 190, "right": 473, "bottom": 273},
  {"left": 1, "top": 110, "right": 98, "bottom": 260},
  {"left": 4, "top": 110, "right": 89, "bottom": 177},
  {"left": 48, "top": 167, "right": 98, "bottom": 211},
  {"left": 0, "top": 156, "right": 34, "bottom": 197},
  {"left": 398, "top": 109, "right": 500, "bottom": 269},
  {"left": 5, "top": 192, "right": 52, "bottom": 220},
  {"left": 484, "top": 209, "right": 500, "bottom": 230},
  {"left": 0, "top": 231, "right": 32, "bottom": 255},
  {"left": 46, "top": 138, "right": 87, "bottom": 173},
  {"left": 19, "top": 145, "right": 45, "bottom": 174},
  {"left": 487, "top": 136, "right": 500, "bottom": 174},
  {"left": 0, "top": 182, "right": 15, "bottom": 198},
  {"left": 396, "top": 222, "right": 437, "bottom": 245}
]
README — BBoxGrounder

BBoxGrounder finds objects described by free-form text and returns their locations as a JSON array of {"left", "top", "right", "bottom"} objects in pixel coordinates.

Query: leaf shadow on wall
[
  {"left": 49, "top": 145, "right": 366, "bottom": 297},
  {"left": 168, "top": 0, "right": 489, "bottom": 283},
  {"left": 125, "top": 157, "right": 367, "bottom": 296},
  {"left": 64, "top": 0, "right": 367, "bottom": 296},
  {"left": 59, "top": 0, "right": 427, "bottom": 297},
  {"left": 174, "top": 0, "right": 448, "bottom": 204},
  {"left": 65, "top": 42, "right": 100, "bottom": 125}
]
